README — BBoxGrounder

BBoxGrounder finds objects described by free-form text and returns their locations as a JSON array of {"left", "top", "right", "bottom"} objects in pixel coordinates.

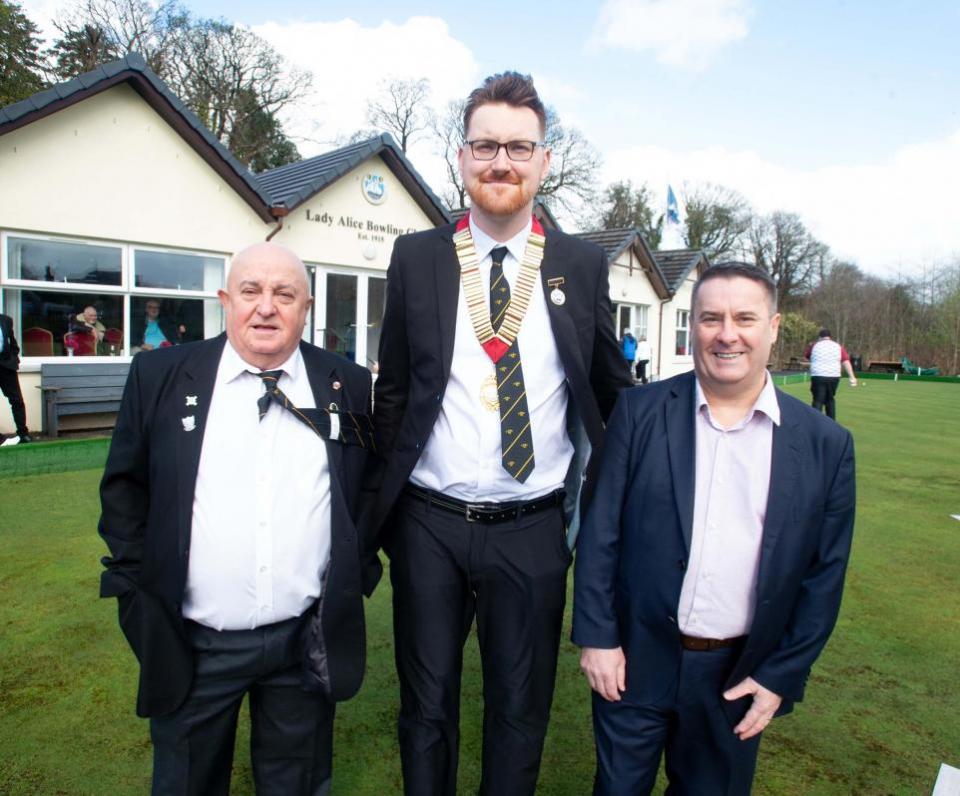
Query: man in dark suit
[
  {"left": 0, "top": 313, "right": 32, "bottom": 444},
  {"left": 574, "top": 262, "right": 856, "bottom": 794},
  {"left": 368, "top": 72, "right": 632, "bottom": 795},
  {"left": 99, "top": 242, "right": 374, "bottom": 795}
]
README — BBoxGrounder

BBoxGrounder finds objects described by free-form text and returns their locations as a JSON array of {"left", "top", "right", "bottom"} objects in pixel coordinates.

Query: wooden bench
[{"left": 39, "top": 362, "right": 130, "bottom": 438}]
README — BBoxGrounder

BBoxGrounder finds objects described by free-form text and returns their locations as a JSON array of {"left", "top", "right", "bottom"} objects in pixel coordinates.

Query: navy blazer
[
  {"left": 99, "top": 335, "right": 373, "bottom": 717},
  {"left": 573, "top": 371, "right": 855, "bottom": 719},
  {"left": 365, "top": 222, "right": 633, "bottom": 562}
]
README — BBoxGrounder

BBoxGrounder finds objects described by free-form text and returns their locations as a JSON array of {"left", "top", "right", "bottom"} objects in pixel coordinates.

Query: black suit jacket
[
  {"left": 0, "top": 314, "right": 20, "bottom": 371},
  {"left": 573, "top": 371, "right": 856, "bottom": 721},
  {"left": 99, "top": 334, "right": 372, "bottom": 717},
  {"left": 366, "top": 223, "right": 633, "bottom": 555}
]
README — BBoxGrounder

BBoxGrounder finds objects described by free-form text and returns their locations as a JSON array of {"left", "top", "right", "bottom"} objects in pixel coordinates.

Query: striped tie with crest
[
  {"left": 489, "top": 246, "right": 535, "bottom": 482},
  {"left": 253, "top": 370, "right": 375, "bottom": 450}
]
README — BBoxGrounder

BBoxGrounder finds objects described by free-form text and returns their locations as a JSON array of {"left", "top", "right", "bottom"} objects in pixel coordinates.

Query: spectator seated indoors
[
  {"left": 135, "top": 299, "right": 184, "bottom": 352},
  {"left": 70, "top": 305, "right": 105, "bottom": 344}
]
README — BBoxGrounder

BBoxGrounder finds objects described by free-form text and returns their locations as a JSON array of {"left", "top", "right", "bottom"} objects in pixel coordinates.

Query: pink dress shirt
[{"left": 677, "top": 375, "right": 781, "bottom": 639}]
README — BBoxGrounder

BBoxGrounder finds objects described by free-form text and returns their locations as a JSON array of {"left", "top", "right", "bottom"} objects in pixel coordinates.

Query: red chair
[
  {"left": 63, "top": 331, "right": 97, "bottom": 356},
  {"left": 104, "top": 328, "right": 123, "bottom": 354},
  {"left": 23, "top": 327, "right": 54, "bottom": 357}
]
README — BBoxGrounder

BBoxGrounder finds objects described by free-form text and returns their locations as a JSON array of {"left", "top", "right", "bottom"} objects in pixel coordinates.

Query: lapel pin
[
  {"left": 547, "top": 277, "right": 566, "bottom": 306},
  {"left": 328, "top": 402, "right": 339, "bottom": 412},
  {"left": 185, "top": 395, "right": 198, "bottom": 407},
  {"left": 182, "top": 415, "right": 196, "bottom": 432},
  {"left": 332, "top": 380, "right": 341, "bottom": 390}
]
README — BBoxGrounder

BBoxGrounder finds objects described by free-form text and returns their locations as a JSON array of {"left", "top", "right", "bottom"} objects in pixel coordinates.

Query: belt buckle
[{"left": 464, "top": 503, "right": 482, "bottom": 522}]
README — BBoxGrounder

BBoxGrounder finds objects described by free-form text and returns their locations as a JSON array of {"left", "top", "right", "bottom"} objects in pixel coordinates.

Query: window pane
[
  {"left": 131, "top": 296, "right": 220, "bottom": 352},
  {"left": 325, "top": 274, "right": 357, "bottom": 361},
  {"left": 134, "top": 249, "right": 224, "bottom": 291},
  {"left": 366, "top": 277, "right": 386, "bottom": 371},
  {"left": 7, "top": 237, "right": 121, "bottom": 286},
  {"left": 7, "top": 289, "right": 123, "bottom": 356}
]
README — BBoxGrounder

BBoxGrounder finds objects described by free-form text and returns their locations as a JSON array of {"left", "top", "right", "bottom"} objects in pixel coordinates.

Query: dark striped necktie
[
  {"left": 253, "top": 370, "right": 375, "bottom": 450},
  {"left": 489, "top": 247, "right": 535, "bottom": 482}
]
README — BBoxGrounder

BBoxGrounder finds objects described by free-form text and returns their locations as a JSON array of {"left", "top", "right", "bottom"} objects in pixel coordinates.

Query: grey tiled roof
[
  {"left": 573, "top": 228, "right": 640, "bottom": 262},
  {"left": 1, "top": 53, "right": 273, "bottom": 217},
  {"left": 653, "top": 249, "right": 708, "bottom": 293},
  {"left": 257, "top": 133, "right": 449, "bottom": 224}
]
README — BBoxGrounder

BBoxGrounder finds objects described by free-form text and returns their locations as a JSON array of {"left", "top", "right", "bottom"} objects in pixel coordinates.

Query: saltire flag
[{"left": 666, "top": 185, "right": 680, "bottom": 225}]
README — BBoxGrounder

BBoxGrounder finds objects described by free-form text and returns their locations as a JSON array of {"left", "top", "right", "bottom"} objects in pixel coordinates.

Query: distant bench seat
[{"left": 39, "top": 362, "right": 130, "bottom": 438}]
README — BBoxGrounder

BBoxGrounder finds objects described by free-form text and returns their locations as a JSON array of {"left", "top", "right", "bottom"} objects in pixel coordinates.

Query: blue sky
[{"left": 21, "top": 0, "right": 960, "bottom": 273}]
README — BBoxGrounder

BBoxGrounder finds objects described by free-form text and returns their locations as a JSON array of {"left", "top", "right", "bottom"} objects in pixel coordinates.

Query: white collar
[
  {"left": 468, "top": 215, "right": 532, "bottom": 265},
  {"left": 219, "top": 339, "right": 303, "bottom": 385},
  {"left": 695, "top": 371, "right": 781, "bottom": 428}
]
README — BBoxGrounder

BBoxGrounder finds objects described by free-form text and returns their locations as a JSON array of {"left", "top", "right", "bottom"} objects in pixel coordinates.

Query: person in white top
[
  {"left": 805, "top": 328, "right": 857, "bottom": 419},
  {"left": 368, "top": 72, "right": 632, "bottom": 795},
  {"left": 635, "top": 334, "right": 652, "bottom": 384},
  {"left": 574, "top": 262, "right": 856, "bottom": 794},
  {"left": 99, "top": 242, "right": 374, "bottom": 795}
]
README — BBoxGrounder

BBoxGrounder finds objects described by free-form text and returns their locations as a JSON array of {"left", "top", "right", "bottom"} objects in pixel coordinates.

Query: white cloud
[
  {"left": 606, "top": 129, "right": 960, "bottom": 273},
  {"left": 18, "top": 0, "right": 61, "bottom": 42},
  {"left": 254, "top": 16, "right": 480, "bottom": 156},
  {"left": 589, "top": 0, "right": 751, "bottom": 70}
]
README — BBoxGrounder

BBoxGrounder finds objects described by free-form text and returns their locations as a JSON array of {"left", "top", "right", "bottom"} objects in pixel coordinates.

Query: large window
[
  {"left": 7, "top": 236, "right": 122, "bottom": 286},
  {"left": 635, "top": 304, "right": 649, "bottom": 340},
  {"left": 366, "top": 276, "right": 386, "bottom": 371},
  {"left": 676, "top": 309, "right": 690, "bottom": 356},
  {"left": 2, "top": 232, "right": 225, "bottom": 358}
]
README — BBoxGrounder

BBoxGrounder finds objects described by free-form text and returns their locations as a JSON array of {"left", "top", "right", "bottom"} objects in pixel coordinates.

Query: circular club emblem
[{"left": 362, "top": 173, "right": 386, "bottom": 205}]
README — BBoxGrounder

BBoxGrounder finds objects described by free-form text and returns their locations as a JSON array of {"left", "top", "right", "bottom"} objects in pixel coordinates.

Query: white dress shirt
[
  {"left": 677, "top": 374, "right": 780, "bottom": 639},
  {"left": 183, "top": 341, "right": 332, "bottom": 631},
  {"left": 409, "top": 217, "right": 573, "bottom": 502}
]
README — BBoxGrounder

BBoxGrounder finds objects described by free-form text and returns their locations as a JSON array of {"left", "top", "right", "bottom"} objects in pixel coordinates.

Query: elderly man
[
  {"left": 574, "top": 262, "right": 856, "bottom": 794},
  {"left": 367, "top": 71, "right": 631, "bottom": 795},
  {"left": 99, "top": 242, "right": 374, "bottom": 795}
]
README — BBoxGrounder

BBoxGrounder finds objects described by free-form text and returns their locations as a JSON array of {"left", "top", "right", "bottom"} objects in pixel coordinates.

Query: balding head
[{"left": 220, "top": 242, "right": 313, "bottom": 370}]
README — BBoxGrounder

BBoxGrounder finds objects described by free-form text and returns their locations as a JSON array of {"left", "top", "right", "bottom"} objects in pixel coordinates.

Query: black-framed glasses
[{"left": 465, "top": 139, "right": 546, "bottom": 162}]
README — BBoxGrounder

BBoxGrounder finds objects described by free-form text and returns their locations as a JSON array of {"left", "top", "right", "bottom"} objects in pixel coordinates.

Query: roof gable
[
  {"left": 653, "top": 249, "right": 710, "bottom": 293},
  {"left": 575, "top": 227, "right": 671, "bottom": 298},
  {"left": 257, "top": 133, "right": 449, "bottom": 225},
  {"left": 1, "top": 53, "right": 274, "bottom": 222}
]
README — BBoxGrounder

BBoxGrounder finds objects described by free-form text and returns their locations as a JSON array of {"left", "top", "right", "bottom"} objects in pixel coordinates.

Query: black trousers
[
  {"left": 0, "top": 367, "right": 28, "bottom": 435},
  {"left": 810, "top": 376, "right": 840, "bottom": 419},
  {"left": 150, "top": 614, "right": 334, "bottom": 796},
  {"left": 635, "top": 360, "right": 649, "bottom": 385},
  {"left": 592, "top": 646, "right": 761, "bottom": 796},
  {"left": 387, "top": 492, "right": 571, "bottom": 796}
]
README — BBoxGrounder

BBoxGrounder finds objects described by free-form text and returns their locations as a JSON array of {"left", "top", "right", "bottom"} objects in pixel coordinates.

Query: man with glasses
[{"left": 367, "top": 72, "right": 631, "bottom": 795}]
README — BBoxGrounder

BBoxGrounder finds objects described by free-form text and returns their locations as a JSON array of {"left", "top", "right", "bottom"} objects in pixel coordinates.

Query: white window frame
[
  {"left": 676, "top": 309, "right": 690, "bottom": 357},
  {"left": 312, "top": 265, "right": 386, "bottom": 369},
  {"left": 1, "top": 229, "right": 226, "bottom": 362}
]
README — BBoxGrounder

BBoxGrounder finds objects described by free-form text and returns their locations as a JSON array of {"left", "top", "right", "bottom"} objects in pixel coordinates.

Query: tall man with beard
[{"left": 367, "top": 72, "right": 632, "bottom": 795}]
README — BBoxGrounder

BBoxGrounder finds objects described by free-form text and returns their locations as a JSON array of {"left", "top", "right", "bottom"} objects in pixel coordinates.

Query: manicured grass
[{"left": 0, "top": 380, "right": 957, "bottom": 794}]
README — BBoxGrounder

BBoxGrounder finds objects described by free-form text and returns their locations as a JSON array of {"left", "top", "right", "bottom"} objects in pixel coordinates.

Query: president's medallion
[{"left": 480, "top": 374, "right": 500, "bottom": 412}]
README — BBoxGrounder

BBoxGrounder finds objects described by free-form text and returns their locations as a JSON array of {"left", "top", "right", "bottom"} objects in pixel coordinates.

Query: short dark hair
[
  {"left": 818, "top": 328, "right": 832, "bottom": 338},
  {"left": 463, "top": 72, "right": 547, "bottom": 137},
  {"left": 691, "top": 261, "right": 778, "bottom": 314}
]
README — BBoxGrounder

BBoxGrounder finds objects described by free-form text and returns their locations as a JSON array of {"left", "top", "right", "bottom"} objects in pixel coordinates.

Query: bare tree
[
  {"left": 165, "top": 19, "right": 309, "bottom": 167},
  {"left": 431, "top": 98, "right": 467, "bottom": 209},
  {"left": 366, "top": 77, "right": 431, "bottom": 153},
  {"left": 538, "top": 107, "right": 601, "bottom": 213},
  {"left": 750, "top": 211, "right": 828, "bottom": 310},
  {"left": 681, "top": 183, "right": 751, "bottom": 262},
  {"left": 55, "top": 0, "right": 186, "bottom": 76}
]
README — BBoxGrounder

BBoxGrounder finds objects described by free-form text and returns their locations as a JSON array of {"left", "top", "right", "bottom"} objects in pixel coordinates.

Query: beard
[{"left": 466, "top": 175, "right": 538, "bottom": 217}]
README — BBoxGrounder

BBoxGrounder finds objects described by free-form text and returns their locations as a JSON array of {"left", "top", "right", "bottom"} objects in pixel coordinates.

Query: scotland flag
[{"left": 666, "top": 185, "right": 680, "bottom": 225}]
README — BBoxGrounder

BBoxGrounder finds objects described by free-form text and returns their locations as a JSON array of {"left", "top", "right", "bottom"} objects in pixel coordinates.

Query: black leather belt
[
  {"left": 680, "top": 634, "right": 747, "bottom": 652},
  {"left": 404, "top": 484, "right": 565, "bottom": 524}
]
